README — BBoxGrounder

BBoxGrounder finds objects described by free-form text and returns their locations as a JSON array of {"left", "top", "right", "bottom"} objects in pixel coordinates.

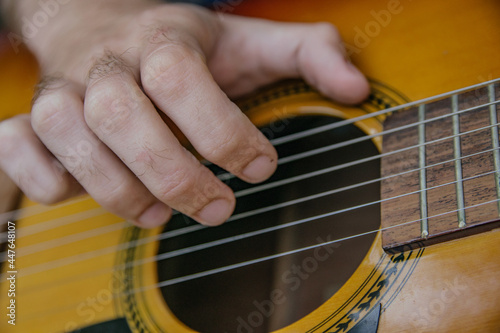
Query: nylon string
[
  {"left": 0, "top": 81, "right": 498, "bottom": 276},
  {"left": 22, "top": 197, "right": 500, "bottom": 322},
  {"left": 2, "top": 78, "right": 500, "bottom": 322},
  {"left": 1, "top": 78, "right": 498, "bottom": 224}
]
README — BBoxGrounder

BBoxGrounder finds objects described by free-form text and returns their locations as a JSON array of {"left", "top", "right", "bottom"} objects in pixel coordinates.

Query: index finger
[{"left": 140, "top": 26, "right": 279, "bottom": 184}]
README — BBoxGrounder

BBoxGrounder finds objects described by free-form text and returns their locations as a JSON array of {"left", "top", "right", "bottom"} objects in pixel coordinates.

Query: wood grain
[
  {"left": 381, "top": 84, "right": 500, "bottom": 251},
  {"left": 1, "top": 0, "right": 500, "bottom": 332}
]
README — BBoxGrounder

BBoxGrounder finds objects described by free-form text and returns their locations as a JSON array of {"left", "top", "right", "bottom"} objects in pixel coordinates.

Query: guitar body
[{"left": 1, "top": 0, "right": 500, "bottom": 332}]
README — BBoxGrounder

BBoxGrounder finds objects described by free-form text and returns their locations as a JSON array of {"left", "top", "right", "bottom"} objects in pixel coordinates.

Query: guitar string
[
  {"left": 4, "top": 81, "right": 500, "bottom": 316},
  {"left": 3, "top": 164, "right": 497, "bottom": 283},
  {"left": 1, "top": 110, "right": 498, "bottom": 266},
  {"left": 141, "top": 199, "right": 500, "bottom": 290},
  {"left": 3, "top": 142, "right": 498, "bottom": 263},
  {"left": 1, "top": 118, "right": 499, "bottom": 259},
  {"left": 16, "top": 166, "right": 499, "bottom": 297},
  {"left": 1, "top": 97, "right": 498, "bottom": 241},
  {"left": 0, "top": 196, "right": 91, "bottom": 226},
  {"left": 1, "top": 105, "right": 496, "bottom": 251},
  {"left": 2, "top": 119, "right": 499, "bottom": 282},
  {"left": 1, "top": 81, "right": 498, "bottom": 276},
  {"left": 0, "top": 206, "right": 107, "bottom": 242},
  {"left": 0, "top": 78, "right": 498, "bottom": 224},
  {"left": 267, "top": 78, "right": 500, "bottom": 146},
  {"left": 7, "top": 221, "right": 130, "bottom": 257},
  {"left": 228, "top": 121, "right": 500, "bottom": 199},
  {"left": 20, "top": 197, "right": 500, "bottom": 323}
]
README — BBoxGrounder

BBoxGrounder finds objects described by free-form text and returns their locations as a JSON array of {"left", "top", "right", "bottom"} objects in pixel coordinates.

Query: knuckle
[
  {"left": 55, "top": 140, "right": 96, "bottom": 176},
  {"left": 0, "top": 115, "right": 31, "bottom": 157},
  {"left": 200, "top": 129, "right": 269, "bottom": 173},
  {"left": 31, "top": 90, "right": 71, "bottom": 135},
  {"left": 95, "top": 179, "right": 162, "bottom": 221},
  {"left": 84, "top": 84, "right": 133, "bottom": 132},
  {"left": 156, "top": 167, "right": 198, "bottom": 205},
  {"left": 142, "top": 43, "right": 200, "bottom": 96},
  {"left": 200, "top": 131, "right": 244, "bottom": 164},
  {"left": 0, "top": 115, "right": 77, "bottom": 205},
  {"left": 94, "top": 179, "right": 139, "bottom": 215},
  {"left": 21, "top": 166, "right": 74, "bottom": 205}
]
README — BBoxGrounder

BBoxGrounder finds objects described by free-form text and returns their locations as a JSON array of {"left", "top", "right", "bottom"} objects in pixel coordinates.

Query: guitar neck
[{"left": 381, "top": 80, "right": 500, "bottom": 252}]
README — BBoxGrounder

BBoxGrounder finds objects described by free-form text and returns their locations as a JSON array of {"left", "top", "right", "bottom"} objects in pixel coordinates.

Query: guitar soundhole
[{"left": 157, "top": 116, "right": 380, "bottom": 332}]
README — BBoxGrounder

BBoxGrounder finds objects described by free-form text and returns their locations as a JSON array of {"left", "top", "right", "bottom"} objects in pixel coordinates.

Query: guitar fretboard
[{"left": 381, "top": 81, "right": 500, "bottom": 252}]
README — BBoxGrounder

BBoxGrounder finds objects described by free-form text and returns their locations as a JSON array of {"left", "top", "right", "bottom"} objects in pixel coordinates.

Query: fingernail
[
  {"left": 242, "top": 155, "right": 277, "bottom": 183},
  {"left": 137, "top": 202, "right": 171, "bottom": 228},
  {"left": 196, "top": 199, "right": 233, "bottom": 226}
]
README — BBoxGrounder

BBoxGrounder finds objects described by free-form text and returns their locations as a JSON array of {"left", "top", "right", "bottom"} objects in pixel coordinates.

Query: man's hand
[{"left": 0, "top": 1, "right": 369, "bottom": 228}]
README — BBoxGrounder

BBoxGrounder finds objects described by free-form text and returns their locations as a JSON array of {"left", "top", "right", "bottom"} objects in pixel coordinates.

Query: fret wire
[
  {"left": 452, "top": 95, "right": 466, "bottom": 227},
  {"left": 418, "top": 105, "right": 429, "bottom": 238},
  {"left": 488, "top": 83, "right": 500, "bottom": 215}
]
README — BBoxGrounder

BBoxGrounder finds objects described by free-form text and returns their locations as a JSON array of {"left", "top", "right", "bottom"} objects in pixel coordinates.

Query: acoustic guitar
[{"left": 1, "top": 0, "right": 499, "bottom": 332}]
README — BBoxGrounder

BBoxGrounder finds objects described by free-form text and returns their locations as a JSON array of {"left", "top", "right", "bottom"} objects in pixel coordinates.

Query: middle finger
[{"left": 84, "top": 54, "right": 235, "bottom": 226}]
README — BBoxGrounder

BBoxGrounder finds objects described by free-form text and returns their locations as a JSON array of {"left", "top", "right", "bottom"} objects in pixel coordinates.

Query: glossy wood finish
[
  {"left": 0, "top": 0, "right": 500, "bottom": 332},
  {"left": 232, "top": 0, "right": 500, "bottom": 100}
]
